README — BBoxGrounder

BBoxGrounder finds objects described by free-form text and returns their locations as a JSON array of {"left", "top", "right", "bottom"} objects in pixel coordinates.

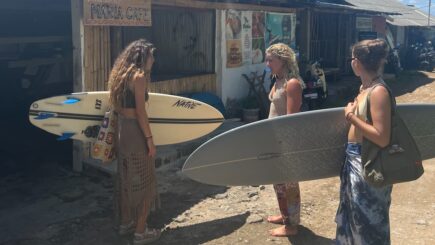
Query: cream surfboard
[
  {"left": 29, "top": 92, "right": 224, "bottom": 145},
  {"left": 183, "top": 104, "right": 435, "bottom": 186}
]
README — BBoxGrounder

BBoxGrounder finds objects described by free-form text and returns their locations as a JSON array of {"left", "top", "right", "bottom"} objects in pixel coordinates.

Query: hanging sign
[{"left": 84, "top": 0, "right": 151, "bottom": 26}]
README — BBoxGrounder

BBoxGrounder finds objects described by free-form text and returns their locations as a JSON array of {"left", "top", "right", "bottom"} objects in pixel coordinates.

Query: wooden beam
[
  {"left": 71, "top": 0, "right": 85, "bottom": 173},
  {"left": 306, "top": 9, "right": 311, "bottom": 60},
  {"left": 8, "top": 58, "right": 65, "bottom": 68},
  {"left": 0, "top": 36, "right": 68, "bottom": 45},
  {"left": 0, "top": 1, "right": 70, "bottom": 12},
  {"left": 153, "top": 0, "right": 296, "bottom": 13},
  {"left": 215, "top": 11, "right": 223, "bottom": 98}
]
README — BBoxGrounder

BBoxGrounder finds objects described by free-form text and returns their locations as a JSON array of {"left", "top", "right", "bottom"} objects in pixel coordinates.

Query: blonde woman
[
  {"left": 108, "top": 39, "right": 160, "bottom": 245},
  {"left": 265, "top": 43, "right": 305, "bottom": 237}
]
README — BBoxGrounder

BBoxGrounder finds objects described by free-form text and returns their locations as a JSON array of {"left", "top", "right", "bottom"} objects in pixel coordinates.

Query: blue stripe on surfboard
[
  {"left": 29, "top": 110, "right": 223, "bottom": 124},
  {"left": 57, "top": 132, "right": 75, "bottom": 141},
  {"left": 62, "top": 97, "right": 81, "bottom": 104},
  {"left": 34, "top": 112, "right": 57, "bottom": 120},
  {"left": 30, "top": 110, "right": 103, "bottom": 121}
]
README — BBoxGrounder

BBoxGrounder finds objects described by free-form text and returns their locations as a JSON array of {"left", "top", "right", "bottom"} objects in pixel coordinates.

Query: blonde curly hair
[{"left": 266, "top": 43, "right": 305, "bottom": 89}]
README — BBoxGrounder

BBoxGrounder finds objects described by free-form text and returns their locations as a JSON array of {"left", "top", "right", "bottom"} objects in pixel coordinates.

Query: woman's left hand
[{"left": 146, "top": 138, "right": 156, "bottom": 158}]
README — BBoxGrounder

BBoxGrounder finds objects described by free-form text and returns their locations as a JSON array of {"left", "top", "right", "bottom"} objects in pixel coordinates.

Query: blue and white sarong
[{"left": 335, "top": 143, "right": 393, "bottom": 245}]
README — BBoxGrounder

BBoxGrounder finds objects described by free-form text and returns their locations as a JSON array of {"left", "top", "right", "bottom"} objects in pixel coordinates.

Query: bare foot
[
  {"left": 269, "top": 225, "right": 298, "bottom": 237},
  {"left": 266, "top": 215, "right": 283, "bottom": 224}
]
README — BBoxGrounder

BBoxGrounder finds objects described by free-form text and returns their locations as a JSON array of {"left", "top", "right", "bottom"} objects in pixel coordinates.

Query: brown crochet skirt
[{"left": 113, "top": 114, "right": 159, "bottom": 226}]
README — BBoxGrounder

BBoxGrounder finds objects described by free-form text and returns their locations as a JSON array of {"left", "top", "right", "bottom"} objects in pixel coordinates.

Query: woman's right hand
[
  {"left": 146, "top": 138, "right": 156, "bottom": 158},
  {"left": 344, "top": 100, "right": 357, "bottom": 118}
]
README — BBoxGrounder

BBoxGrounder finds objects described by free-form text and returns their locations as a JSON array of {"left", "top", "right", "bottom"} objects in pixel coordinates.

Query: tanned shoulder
[{"left": 286, "top": 78, "right": 302, "bottom": 93}]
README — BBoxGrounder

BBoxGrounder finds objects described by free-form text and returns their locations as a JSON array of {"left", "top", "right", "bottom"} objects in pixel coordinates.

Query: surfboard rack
[
  {"left": 57, "top": 132, "right": 75, "bottom": 141},
  {"left": 62, "top": 97, "right": 81, "bottom": 105},
  {"left": 34, "top": 112, "right": 57, "bottom": 120}
]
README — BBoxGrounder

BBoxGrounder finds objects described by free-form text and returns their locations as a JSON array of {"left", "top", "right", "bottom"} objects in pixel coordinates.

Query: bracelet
[
  {"left": 346, "top": 112, "right": 354, "bottom": 121},
  {"left": 145, "top": 135, "right": 153, "bottom": 139}
]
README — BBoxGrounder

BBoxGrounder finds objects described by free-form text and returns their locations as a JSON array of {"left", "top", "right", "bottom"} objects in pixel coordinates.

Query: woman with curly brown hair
[
  {"left": 108, "top": 39, "right": 160, "bottom": 244},
  {"left": 264, "top": 43, "right": 305, "bottom": 237}
]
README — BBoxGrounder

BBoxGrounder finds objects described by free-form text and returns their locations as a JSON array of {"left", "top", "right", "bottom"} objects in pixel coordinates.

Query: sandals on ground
[{"left": 133, "top": 228, "right": 161, "bottom": 245}]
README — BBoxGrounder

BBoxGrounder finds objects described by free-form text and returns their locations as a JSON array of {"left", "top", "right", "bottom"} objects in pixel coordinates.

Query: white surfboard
[
  {"left": 182, "top": 104, "right": 435, "bottom": 186},
  {"left": 29, "top": 92, "right": 224, "bottom": 145}
]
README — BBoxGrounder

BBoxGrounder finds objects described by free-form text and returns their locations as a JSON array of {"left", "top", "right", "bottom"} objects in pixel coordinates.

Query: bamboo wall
[
  {"left": 152, "top": 8, "right": 215, "bottom": 74},
  {"left": 149, "top": 73, "right": 216, "bottom": 94},
  {"left": 82, "top": 13, "right": 216, "bottom": 95},
  {"left": 83, "top": 26, "right": 111, "bottom": 91}
]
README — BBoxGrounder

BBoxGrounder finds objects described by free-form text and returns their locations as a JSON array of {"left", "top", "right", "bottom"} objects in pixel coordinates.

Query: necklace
[
  {"left": 360, "top": 75, "right": 382, "bottom": 92},
  {"left": 275, "top": 74, "right": 286, "bottom": 80}
]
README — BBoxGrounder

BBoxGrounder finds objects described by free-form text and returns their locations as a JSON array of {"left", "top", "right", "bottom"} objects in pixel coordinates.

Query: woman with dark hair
[
  {"left": 335, "top": 38, "right": 393, "bottom": 245},
  {"left": 108, "top": 39, "right": 160, "bottom": 244}
]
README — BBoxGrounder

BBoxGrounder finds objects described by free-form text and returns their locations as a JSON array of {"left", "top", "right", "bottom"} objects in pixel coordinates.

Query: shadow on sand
[
  {"left": 287, "top": 225, "right": 335, "bottom": 245},
  {"left": 155, "top": 212, "right": 249, "bottom": 245},
  {"left": 386, "top": 70, "right": 434, "bottom": 97}
]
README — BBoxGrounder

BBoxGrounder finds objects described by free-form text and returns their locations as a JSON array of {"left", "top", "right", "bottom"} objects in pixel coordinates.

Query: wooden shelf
[
  {"left": 8, "top": 57, "right": 65, "bottom": 68},
  {"left": 0, "top": 36, "right": 68, "bottom": 45}
]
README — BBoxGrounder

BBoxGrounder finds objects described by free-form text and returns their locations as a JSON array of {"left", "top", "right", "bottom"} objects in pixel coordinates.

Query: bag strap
[{"left": 366, "top": 80, "right": 396, "bottom": 124}]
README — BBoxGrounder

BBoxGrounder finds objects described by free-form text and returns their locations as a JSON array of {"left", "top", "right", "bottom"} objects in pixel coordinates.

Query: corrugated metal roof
[
  {"left": 344, "top": 0, "right": 435, "bottom": 26},
  {"left": 315, "top": 1, "right": 397, "bottom": 15}
]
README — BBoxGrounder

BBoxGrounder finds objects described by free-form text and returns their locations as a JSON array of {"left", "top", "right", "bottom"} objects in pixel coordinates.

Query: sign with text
[
  {"left": 84, "top": 0, "right": 151, "bottom": 26},
  {"left": 358, "top": 31, "right": 378, "bottom": 41},
  {"left": 356, "top": 17, "right": 372, "bottom": 32}
]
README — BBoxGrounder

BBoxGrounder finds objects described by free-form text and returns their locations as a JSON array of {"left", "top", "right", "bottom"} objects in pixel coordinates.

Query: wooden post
[
  {"left": 71, "top": 0, "right": 85, "bottom": 172},
  {"left": 429, "top": 0, "right": 432, "bottom": 27},
  {"left": 306, "top": 9, "right": 311, "bottom": 61},
  {"left": 215, "top": 10, "right": 222, "bottom": 98}
]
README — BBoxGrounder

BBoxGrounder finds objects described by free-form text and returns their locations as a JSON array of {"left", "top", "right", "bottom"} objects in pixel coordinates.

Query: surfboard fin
[
  {"left": 62, "top": 97, "right": 81, "bottom": 104},
  {"left": 34, "top": 112, "right": 57, "bottom": 120},
  {"left": 57, "top": 132, "right": 75, "bottom": 141}
]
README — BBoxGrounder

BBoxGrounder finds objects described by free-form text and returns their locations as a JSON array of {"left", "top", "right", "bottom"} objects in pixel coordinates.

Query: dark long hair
[{"left": 108, "top": 39, "right": 155, "bottom": 109}]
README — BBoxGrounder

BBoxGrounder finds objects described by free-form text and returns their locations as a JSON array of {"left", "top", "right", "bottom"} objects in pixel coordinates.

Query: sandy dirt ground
[{"left": 0, "top": 71, "right": 434, "bottom": 245}]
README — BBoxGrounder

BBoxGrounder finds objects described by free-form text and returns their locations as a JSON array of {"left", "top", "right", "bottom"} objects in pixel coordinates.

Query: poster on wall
[
  {"left": 226, "top": 40, "right": 243, "bottom": 68},
  {"left": 242, "top": 11, "right": 253, "bottom": 65},
  {"left": 252, "top": 12, "right": 265, "bottom": 39},
  {"left": 265, "top": 13, "right": 296, "bottom": 48},
  {"left": 226, "top": 10, "right": 242, "bottom": 40},
  {"left": 225, "top": 10, "right": 296, "bottom": 68},
  {"left": 251, "top": 12, "right": 265, "bottom": 64},
  {"left": 226, "top": 10, "right": 243, "bottom": 68},
  {"left": 252, "top": 38, "right": 265, "bottom": 64}
]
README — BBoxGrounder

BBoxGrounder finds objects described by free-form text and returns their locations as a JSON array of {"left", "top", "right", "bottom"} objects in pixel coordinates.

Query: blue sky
[{"left": 400, "top": 0, "right": 434, "bottom": 15}]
